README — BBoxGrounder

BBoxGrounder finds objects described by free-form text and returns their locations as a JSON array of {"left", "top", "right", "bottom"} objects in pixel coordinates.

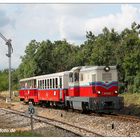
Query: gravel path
[
  {"left": 0, "top": 108, "right": 78, "bottom": 137},
  {"left": 1, "top": 101, "right": 140, "bottom": 137},
  {"left": 12, "top": 102, "right": 140, "bottom": 137}
]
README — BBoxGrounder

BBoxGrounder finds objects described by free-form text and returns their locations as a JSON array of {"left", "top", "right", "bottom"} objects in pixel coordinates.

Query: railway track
[
  {"left": 0, "top": 95, "right": 6, "bottom": 101},
  {"left": 0, "top": 108, "right": 103, "bottom": 137},
  {"left": 105, "top": 113, "right": 140, "bottom": 123}
]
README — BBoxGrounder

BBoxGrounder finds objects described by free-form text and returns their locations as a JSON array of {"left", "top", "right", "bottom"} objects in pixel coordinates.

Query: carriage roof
[
  {"left": 70, "top": 66, "right": 116, "bottom": 72},
  {"left": 19, "top": 71, "right": 69, "bottom": 82},
  {"left": 80, "top": 66, "right": 116, "bottom": 72}
]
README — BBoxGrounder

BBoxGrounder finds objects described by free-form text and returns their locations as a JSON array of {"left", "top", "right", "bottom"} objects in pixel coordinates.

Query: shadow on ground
[{"left": 120, "top": 104, "right": 140, "bottom": 117}]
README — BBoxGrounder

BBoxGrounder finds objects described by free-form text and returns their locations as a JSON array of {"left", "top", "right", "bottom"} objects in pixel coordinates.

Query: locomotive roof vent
[{"left": 104, "top": 66, "right": 110, "bottom": 72}]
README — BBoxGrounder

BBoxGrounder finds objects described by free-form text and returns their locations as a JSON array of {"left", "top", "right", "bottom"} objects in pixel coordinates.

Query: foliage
[
  {"left": 0, "top": 69, "right": 9, "bottom": 91},
  {"left": 0, "top": 22, "right": 140, "bottom": 93}
]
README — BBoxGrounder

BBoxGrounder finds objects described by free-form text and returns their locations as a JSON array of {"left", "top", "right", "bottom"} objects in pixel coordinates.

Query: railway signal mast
[{"left": 0, "top": 32, "right": 13, "bottom": 101}]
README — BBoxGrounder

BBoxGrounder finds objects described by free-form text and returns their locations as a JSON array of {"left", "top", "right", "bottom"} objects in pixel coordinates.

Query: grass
[
  {"left": 121, "top": 93, "right": 140, "bottom": 106},
  {"left": 0, "top": 91, "right": 20, "bottom": 102},
  {"left": 0, "top": 131, "right": 42, "bottom": 137}
]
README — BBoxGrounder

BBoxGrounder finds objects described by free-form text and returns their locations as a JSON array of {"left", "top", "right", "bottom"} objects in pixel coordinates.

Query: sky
[{"left": 0, "top": 3, "right": 140, "bottom": 70}]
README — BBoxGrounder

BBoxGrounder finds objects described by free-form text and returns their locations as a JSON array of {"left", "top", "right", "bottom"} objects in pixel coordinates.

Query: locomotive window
[
  {"left": 50, "top": 79, "right": 52, "bottom": 88},
  {"left": 92, "top": 74, "right": 96, "bottom": 82},
  {"left": 80, "top": 73, "right": 83, "bottom": 81},
  {"left": 69, "top": 73, "right": 73, "bottom": 82},
  {"left": 102, "top": 73, "right": 112, "bottom": 81},
  {"left": 74, "top": 72, "right": 79, "bottom": 82}
]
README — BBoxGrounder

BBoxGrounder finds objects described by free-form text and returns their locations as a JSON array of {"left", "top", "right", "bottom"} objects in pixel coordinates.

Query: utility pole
[{"left": 0, "top": 32, "right": 13, "bottom": 101}]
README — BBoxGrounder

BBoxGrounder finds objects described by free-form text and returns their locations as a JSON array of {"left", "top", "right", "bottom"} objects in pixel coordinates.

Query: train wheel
[
  {"left": 45, "top": 102, "right": 50, "bottom": 107},
  {"left": 82, "top": 102, "right": 89, "bottom": 114}
]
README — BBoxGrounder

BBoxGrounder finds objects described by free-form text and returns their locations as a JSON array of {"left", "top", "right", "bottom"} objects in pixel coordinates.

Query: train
[{"left": 19, "top": 66, "right": 124, "bottom": 113}]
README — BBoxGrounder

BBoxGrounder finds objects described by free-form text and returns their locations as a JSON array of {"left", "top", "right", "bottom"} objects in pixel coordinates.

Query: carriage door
[{"left": 59, "top": 76, "right": 63, "bottom": 100}]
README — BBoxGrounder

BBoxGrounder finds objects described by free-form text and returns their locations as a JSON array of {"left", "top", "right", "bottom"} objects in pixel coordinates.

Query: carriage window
[
  {"left": 20, "top": 82, "right": 25, "bottom": 88},
  {"left": 33, "top": 80, "right": 36, "bottom": 88},
  {"left": 45, "top": 79, "right": 47, "bottom": 89},
  {"left": 41, "top": 80, "right": 43, "bottom": 89},
  {"left": 69, "top": 73, "right": 73, "bottom": 82},
  {"left": 60, "top": 77, "right": 62, "bottom": 88},
  {"left": 47, "top": 79, "right": 49, "bottom": 89},
  {"left": 28, "top": 81, "right": 31, "bottom": 88},
  {"left": 42, "top": 80, "right": 43, "bottom": 89},
  {"left": 37, "top": 80, "right": 39, "bottom": 88},
  {"left": 80, "top": 73, "right": 83, "bottom": 81},
  {"left": 30, "top": 80, "right": 34, "bottom": 88},
  {"left": 25, "top": 82, "right": 27, "bottom": 88},
  {"left": 55, "top": 78, "right": 58, "bottom": 88},
  {"left": 39, "top": 80, "right": 43, "bottom": 89},
  {"left": 50, "top": 79, "right": 52, "bottom": 88},
  {"left": 74, "top": 72, "right": 79, "bottom": 82},
  {"left": 102, "top": 73, "right": 112, "bottom": 81},
  {"left": 27, "top": 81, "right": 30, "bottom": 88},
  {"left": 53, "top": 78, "right": 55, "bottom": 88},
  {"left": 43, "top": 80, "right": 45, "bottom": 89}
]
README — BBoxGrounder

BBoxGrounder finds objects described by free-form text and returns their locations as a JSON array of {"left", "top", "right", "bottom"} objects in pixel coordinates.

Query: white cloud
[
  {"left": 0, "top": 4, "right": 140, "bottom": 70},
  {"left": 85, "top": 4, "right": 140, "bottom": 34}
]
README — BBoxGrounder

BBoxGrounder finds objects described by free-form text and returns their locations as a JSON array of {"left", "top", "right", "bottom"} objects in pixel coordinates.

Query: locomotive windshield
[
  {"left": 69, "top": 72, "right": 73, "bottom": 82},
  {"left": 69, "top": 72, "right": 79, "bottom": 82},
  {"left": 74, "top": 72, "right": 79, "bottom": 82}
]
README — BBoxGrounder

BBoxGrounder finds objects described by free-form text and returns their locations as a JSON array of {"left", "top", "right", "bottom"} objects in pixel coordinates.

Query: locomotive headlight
[
  {"left": 114, "top": 90, "right": 118, "bottom": 94},
  {"left": 104, "top": 66, "right": 110, "bottom": 72},
  {"left": 97, "top": 91, "right": 101, "bottom": 94}
]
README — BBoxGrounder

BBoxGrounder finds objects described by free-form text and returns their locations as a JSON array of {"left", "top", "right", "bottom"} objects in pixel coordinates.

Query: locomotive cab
[
  {"left": 68, "top": 67, "right": 81, "bottom": 96},
  {"left": 66, "top": 66, "right": 124, "bottom": 113}
]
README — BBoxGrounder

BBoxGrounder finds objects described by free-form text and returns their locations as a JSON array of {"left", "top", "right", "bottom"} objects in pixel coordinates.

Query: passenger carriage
[
  {"left": 19, "top": 71, "right": 69, "bottom": 106},
  {"left": 36, "top": 71, "right": 69, "bottom": 106},
  {"left": 19, "top": 77, "right": 38, "bottom": 103}
]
